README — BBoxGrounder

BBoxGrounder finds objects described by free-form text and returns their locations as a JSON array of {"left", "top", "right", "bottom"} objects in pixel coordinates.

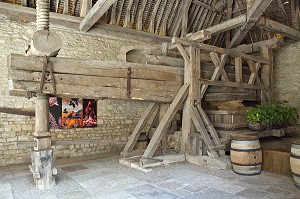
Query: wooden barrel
[
  {"left": 290, "top": 140, "right": 300, "bottom": 187},
  {"left": 230, "top": 135, "right": 262, "bottom": 175}
]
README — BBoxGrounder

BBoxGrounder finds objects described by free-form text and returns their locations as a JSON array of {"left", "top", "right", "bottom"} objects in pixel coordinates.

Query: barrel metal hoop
[
  {"left": 292, "top": 172, "right": 300, "bottom": 177},
  {"left": 291, "top": 144, "right": 300, "bottom": 149},
  {"left": 231, "top": 140, "right": 259, "bottom": 145},
  {"left": 290, "top": 153, "right": 300, "bottom": 159},
  {"left": 231, "top": 148, "right": 261, "bottom": 152},
  {"left": 231, "top": 161, "right": 262, "bottom": 166}
]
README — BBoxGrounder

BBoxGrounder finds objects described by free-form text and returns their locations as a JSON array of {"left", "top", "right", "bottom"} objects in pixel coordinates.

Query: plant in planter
[{"left": 246, "top": 101, "right": 298, "bottom": 131}]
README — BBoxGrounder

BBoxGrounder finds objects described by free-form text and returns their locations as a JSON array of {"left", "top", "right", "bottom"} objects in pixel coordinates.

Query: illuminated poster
[
  {"left": 62, "top": 98, "right": 83, "bottom": 128},
  {"left": 83, "top": 99, "right": 97, "bottom": 128},
  {"left": 49, "top": 97, "right": 62, "bottom": 129}
]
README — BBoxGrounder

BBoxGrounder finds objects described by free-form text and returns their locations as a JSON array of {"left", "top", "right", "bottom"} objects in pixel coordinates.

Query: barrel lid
[
  {"left": 291, "top": 140, "right": 300, "bottom": 145},
  {"left": 230, "top": 135, "right": 258, "bottom": 141}
]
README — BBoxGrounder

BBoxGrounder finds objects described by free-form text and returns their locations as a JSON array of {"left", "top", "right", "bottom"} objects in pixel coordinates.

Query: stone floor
[{"left": 0, "top": 153, "right": 300, "bottom": 199}]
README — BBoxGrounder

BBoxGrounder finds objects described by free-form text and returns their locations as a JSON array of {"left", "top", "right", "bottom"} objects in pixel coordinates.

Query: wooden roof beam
[
  {"left": 80, "top": 0, "right": 117, "bottom": 32},
  {"left": 192, "top": 0, "right": 220, "bottom": 13},
  {"left": 257, "top": 17, "right": 300, "bottom": 41},
  {"left": 187, "top": 14, "right": 246, "bottom": 40},
  {"left": 229, "top": 0, "right": 273, "bottom": 48},
  {"left": 80, "top": 0, "right": 92, "bottom": 18}
]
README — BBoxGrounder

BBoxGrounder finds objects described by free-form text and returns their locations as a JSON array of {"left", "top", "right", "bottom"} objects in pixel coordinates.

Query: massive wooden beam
[
  {"left": 171, "top": 37, "right": 271, "bottom": 64},
  {"left": 229, "top": 0, "right": 273, "bottom": 47},
  {"left": 235, "top": 38, "right": 283, "bottom": 54},
  {"left": 142, "top": 84, "right": 189, "bottom": 158},
  {"left": 257, "top": 17, "right": 300, "bottom": 41},
  {"left": 186, "top": 14, "right": 247, "bottom": 40},
  {"left": 80, "top": 0, "right": 118, "bottom": 31}
]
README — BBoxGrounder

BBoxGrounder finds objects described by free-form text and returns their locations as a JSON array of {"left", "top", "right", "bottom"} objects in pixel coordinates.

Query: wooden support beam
[
  {"left": 257, "top": 17, "right": 300, "bottom": 41},
  {"left": 235, "top": 57, "right": 243, "bottom": 83},
  {"left": 80, "top": 0, "right": 92, "bottom": 18},
  {"left": 186, "top": 14, "right": 247, "bottom": 40},
  {"left": 122, "top": 103, "right": 158, "bottom": 153},
  {"left": 260, "top": 46, "right": 273, "bottom": 104},
  {"left": 142, "top": 84, "right": 189, "bottom": 158},
  {"left": 210, "top": 52, "right": 229, "bottom": 81},
  {"left": 171, "top": 37, "right": 271, "bottom": 64},
  {"left": 247, "top": 60, "right": 261, "bottom": 85},
  {"left": 109, "top": 1, "right": 117, "bottom": 25},
  {"left": 277, "top": 0, "right": 288, "bottom": 25},
  {"left": 229, "top": 0, "right": 273, "bottom": 48},
  {"left": 199, "top": 79, "right": 265, "bottom": 90},
  {"left": 181, "top": 0, "right": 193, "bottom": 38},
  {"left": 80, "top": 0, "right": 117, "bottom": 32},
  {"left": 190, "top": 106, "right": 218, "bottom": 157},
  {"left": 225, "top": 0, "right": 233, "bottom": 48},
  {"left": 235, "top": 38, "right": 283, "bottom": 54},
  {"left": 159, "top": 103, "right": 169, "bottom": 152},
  {"left": 291, "top": 0, "right": 300, "bottom": 30},
  {"left": 175, "top": 44, "right": 190, "bottom": 65},
  {"left": 0, "top": 107, "right": 34, "bottom": 117}
]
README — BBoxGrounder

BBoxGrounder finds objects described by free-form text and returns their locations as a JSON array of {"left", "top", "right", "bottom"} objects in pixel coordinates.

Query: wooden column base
[{"left": 30, "top": 149, "right": 57, "bottom": 190}]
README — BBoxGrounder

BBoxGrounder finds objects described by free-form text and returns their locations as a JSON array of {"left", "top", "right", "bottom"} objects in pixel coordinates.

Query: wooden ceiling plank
[
  {"left": 225, "top": 0, "right": 233, "bottom": 48},
  {"left": 124, "top": 0, "right": 134, "bottom": 28},
  {"left": 154, "top": 0, "right": 168, "bottom": 34},
  {"left": 257, "top": 17, "right": 300, "bottom": 41},
  {"left": 80, "top": 0, "right": 117, "bottom": 31},
  {"left": 191, "top": 0, "right": 207, "bottom": 33},
  {"left": 290, "top": 0, "right": 300, "bottom": 30},
  {"left": 196, "top": 0, "right": 213, "bottom": 31},
  {"left": 63, "top": 0, "right": 69, "bottom": 15},
  {"left": 229, "top": 0, "right": 273, "bottom": 48},
  {"left": 188, "top": 4, "right": 200, "bottom": 32},
  {"left": 160, "top": 0, "right": 175, "bottom": 35},
  {"left": 109, "top": 0, "right": 117, "bottom": 25},
  {"left": 148, "top": 0, "right": 162, "bottom": 33},
  {"left": 116, "top": 0, "right": 124, "bottom": 26},
  {"left": 79, "top": 0, "right": 93, "bottom": 17},
  {"left": 137, "top": 0, "right": 147, "bottom": 31},
  {"left": 181, "top": 0, "right": 193, "bottom": 37}
]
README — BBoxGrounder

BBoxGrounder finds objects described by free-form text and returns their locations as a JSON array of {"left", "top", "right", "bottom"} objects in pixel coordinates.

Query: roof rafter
[{"left": 80, "top": 0, "right": 117, "bottom": 32}]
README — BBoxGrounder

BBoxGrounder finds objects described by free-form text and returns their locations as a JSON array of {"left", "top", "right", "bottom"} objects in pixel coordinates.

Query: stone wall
[
  {"left": 0, "top": 19, "right": 155, "bottom": 166},
  {"left": 273, "top": 40, "right": 300, "bottom": 123}
]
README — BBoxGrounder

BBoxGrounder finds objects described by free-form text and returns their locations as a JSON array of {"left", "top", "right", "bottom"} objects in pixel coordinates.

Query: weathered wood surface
[
  {"left": 142, "top": 84, "right": 189, "bottom": 158},
  {"left": 9, "top": 54, "right": 256, "bottom": 102}
]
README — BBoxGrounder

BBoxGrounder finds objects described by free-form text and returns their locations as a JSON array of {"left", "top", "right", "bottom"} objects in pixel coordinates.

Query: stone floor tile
[
  {"left": 185, "top": 188, "right": 247, "bottom": 199},
  {"left": 236, "top": 188, "right": 270, "bottom": 199},
  {"left": 60, "top": 164, "right": 89, "bottom": 172},
  {"left": 158, "top": 179, "right": 185, "bottom": 190},
  {"left": 125, "top": 184, "right": 179, "bottom": 199},
  {"left": 213, "top": 182, "right": 247, "bottom": 194},
  {"left": 184, "top": 183, "right": 208, "bottom": 193},
  {"left": 56, "top": 190, "right": 91, "bottom": 199}
]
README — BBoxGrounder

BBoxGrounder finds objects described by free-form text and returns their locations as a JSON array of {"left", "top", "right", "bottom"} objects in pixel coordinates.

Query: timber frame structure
[{"left": 1, "top": 0, "right": 300, "bottom": 188}]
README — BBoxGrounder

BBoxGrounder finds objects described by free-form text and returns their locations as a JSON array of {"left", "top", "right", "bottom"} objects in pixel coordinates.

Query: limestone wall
[
  {"left": 273, "top": 40, "right": 300, "bottom": 123},
  {"left": 0, "top": 19, "right": 155, "bottom": 166}
]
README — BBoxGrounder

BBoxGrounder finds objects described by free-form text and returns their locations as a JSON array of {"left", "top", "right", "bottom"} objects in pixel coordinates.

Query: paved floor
[{"left": 0, "top": 153, "right": 300, "bottom": 199}]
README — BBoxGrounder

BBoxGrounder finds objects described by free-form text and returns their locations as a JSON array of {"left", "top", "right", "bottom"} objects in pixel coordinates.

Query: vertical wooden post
[
  {"left": 260, "top": 46, "right": 273, "bottom": 104},
  {"left": 30, "top": 94, "right": 56, "bottom": 190},
  {"left": 291, "top": 0, "right": 300, "bottom": 30},
  {"left": 181, "top": 47, "right": 192, "bottom": 153}
]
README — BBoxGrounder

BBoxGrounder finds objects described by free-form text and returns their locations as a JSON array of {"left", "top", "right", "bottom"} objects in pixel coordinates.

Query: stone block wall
[
  {"left": 0, "top": 19, "right": 155, "bottom": 166},
  {"left": 273, "top": 40, "right": 300, "bottom": 122}
]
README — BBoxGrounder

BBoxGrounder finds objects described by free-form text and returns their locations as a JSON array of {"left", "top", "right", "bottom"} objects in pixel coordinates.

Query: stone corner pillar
[{"left": 30, "top": 94, "right": 57, "bottom": 190}]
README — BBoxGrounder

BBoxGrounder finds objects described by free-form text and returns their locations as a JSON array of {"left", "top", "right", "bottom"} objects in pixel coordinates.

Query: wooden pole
[
  {"left": 260, "top": 46, "right": 273, "bottom": 104},
  {"left": 30, "top": 94, "right": 56, "bottom": 190}
]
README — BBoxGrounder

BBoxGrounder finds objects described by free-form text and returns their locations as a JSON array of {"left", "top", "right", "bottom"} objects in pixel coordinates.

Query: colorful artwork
[
  {"left": 49, "top": 97, "right": 62, "bottom": 129},
  {"left": 83, "top": 99, "right": 97, "bottom": 127},
  {"left": 62, "top": 98, "right": 83, "bottom": 128}
]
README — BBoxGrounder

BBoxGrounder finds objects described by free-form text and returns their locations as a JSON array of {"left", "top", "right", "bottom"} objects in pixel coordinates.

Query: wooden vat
[
  {"left": 290, "top": 140, "right": 300, "bottom": 187},
  {"left": 206, "top": 109, "right": 248, "bottom": 130},
  {"left": 230, "top": 135, "right": 262, "bottom": 175}
]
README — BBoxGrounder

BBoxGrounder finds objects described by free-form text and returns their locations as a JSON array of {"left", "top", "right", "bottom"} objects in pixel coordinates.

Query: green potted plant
[{"left": 246, "top": 101, "right": 298, "bottom": 131}]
